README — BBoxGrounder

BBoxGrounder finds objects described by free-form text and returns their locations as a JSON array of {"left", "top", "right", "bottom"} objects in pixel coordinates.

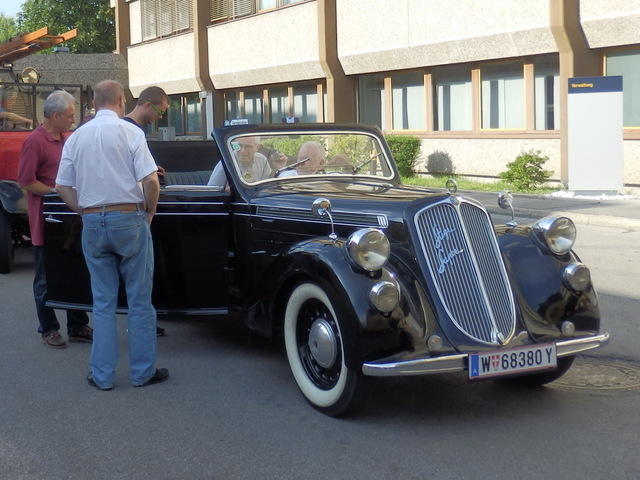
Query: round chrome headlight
[
  {"left": 347, "top": 228, "right": 390, "bottom": 271},
  {"left": 533, "top": 216, "right": 576, "bottom": 255},
  {"left": 369, "top": 281, "right": 400, "bottom": 313},
  {"left": 563, "top": 263, "right": 591, "bottom": 292}
]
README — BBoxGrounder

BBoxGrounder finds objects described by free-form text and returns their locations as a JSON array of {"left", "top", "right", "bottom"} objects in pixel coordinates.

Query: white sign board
[{"left": 567, "top": 76, "right": 623, "bottom": 193}]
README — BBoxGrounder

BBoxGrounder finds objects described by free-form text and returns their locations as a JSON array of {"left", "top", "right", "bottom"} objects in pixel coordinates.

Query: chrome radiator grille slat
[{"left": 415, "top": 199, "right": 516, "bottom": 345}]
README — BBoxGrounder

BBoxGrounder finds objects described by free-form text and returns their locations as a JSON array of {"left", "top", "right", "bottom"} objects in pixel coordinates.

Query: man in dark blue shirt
[{"left": 124, "top": 86, "right": 169, "bottom": 337}]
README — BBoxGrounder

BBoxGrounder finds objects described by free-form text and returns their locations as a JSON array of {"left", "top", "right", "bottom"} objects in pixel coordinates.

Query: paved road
[{"left": 1, "top": 220, "right": 638, "bottom": 480}]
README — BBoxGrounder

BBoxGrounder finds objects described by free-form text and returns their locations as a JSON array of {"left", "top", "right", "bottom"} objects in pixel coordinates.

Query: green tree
[
  {"left": 17, "top": 0, "right": 114, "bottom": 53},
  {"left": 0, "top": 14, "right": 18, "bottom": 43}
]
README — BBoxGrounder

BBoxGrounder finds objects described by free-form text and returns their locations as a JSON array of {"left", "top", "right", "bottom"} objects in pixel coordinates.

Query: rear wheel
[
  {"left": 497, "top": 356, "right": 575, "bottom": 387},
  {"left": 0, "top": 211, "right": 14, "bottom": 274},
  {"left": 284, "top": 283, "right": 361, "bottom": 416}
]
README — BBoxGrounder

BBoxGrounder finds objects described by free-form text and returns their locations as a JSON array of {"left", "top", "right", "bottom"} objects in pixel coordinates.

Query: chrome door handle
[{"left": 45, "top": 215, "right": 63, "bottom": 224}]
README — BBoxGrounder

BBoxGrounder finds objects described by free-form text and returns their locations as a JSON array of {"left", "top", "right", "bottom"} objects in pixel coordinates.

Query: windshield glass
[{"left": 225, "top": 131, "right": 394, "bottom": 185}]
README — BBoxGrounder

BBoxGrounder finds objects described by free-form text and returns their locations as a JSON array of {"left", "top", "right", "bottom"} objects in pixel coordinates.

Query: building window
[
  {"left": 606, "top": 49, "right": 640, "bottom": 127},
  {"left": 293, "top": 84, "right": 318, "bottom": 123},
  {"left": 358, "top": 74, "right": 385, "bottom": 129},
  {"left": 157, "top": 93, "right": 203, "bottom": 136},
  {"left": 433, "top": 65, "right": 472, "bottom": 131},
  {"left": 212, "top": 0, "right": 306, "bottom": 22},
  {"left": 142, "top": 0, "right": 193, "bottom": 41},
  {"left": 534, "top": 56, "right": 559, "bottom": 130},
  {"left": 392, "top": 71, "right": 425, "bottom": 130},
  {"left": 481, "top": 63, "right": 524, "bottom": 129},
  {"left": 225, "top": 91, "right": 241, "bottom": 121},
  {"left": 269, "top": 88, "right": 289, "bottom": 123},
  {"left": 244, "top": 90, "right": 263, "bottom": 124}
]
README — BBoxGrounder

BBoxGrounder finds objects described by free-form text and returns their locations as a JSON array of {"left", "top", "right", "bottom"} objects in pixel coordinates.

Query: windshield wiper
[
  {"left": 274, "top": 157, "right": 310, "bottom": 177},
  {"left": 352, "top": 151, "right": 383, "bottom": 174}
]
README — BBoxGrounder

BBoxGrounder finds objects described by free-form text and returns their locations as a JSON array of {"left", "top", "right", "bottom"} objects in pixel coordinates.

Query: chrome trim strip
[
  {"left": 46, "top": 301, "right": 228, "bottom": 316},
  {"left": 556, "top": 332, "right": 610, "bottom": 357},
  {"left": 43, "top": 211, "right": 229, "bottom": 217},
  {"left": 155, "top": 213, "right": 230, "bottom": 216},
  {"left": 163, "top": 185, "right": 224, "bottom": 192},
  {"left": 254, "top": 204, "right": 388, "bottom": 228},
  {"left": 158, "top": 201, "right": 227, "bottom": 206},
  {"left": 362, "top": 332, "right": 610, "bottom": 377},
  {"left": 254, "top": 214, "right": 385, "bottom": 228},
  {"left": 363, "top": 354, "right": 467, "bottom": 377}
]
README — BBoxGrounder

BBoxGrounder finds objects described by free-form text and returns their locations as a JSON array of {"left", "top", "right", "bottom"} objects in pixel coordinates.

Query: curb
[{"left": 485, "top": 206, "right": 640, "bottom": 231}]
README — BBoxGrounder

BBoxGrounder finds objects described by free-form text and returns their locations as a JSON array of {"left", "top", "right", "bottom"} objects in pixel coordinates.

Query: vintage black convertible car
[{"left": 43, "top": 124, "right": 609, "bottom": 415}]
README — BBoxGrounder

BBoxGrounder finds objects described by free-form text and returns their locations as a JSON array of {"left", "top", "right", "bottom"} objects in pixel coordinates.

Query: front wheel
[
  {"left": 284, "top": 283, "right": 361, "bottom": 416},
  {"left": 496, "top": 356, "right": 575, "bottom": 387},
  {"left": 0, "top": 211, "right": 14, "bottom": 274}
]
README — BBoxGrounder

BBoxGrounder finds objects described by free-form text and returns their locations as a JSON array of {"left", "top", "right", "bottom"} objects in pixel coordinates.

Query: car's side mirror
[
  {"left": 497, "top": 191, "right": 517, "bottom": 227},
  {"left": 312, "top": 197, "right": 332, "bottom": 218},
  {"left": 312, "top": 197, "right": 337, "bottom": 241}
]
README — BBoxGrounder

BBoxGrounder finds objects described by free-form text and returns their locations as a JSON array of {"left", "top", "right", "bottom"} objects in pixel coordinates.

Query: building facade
[{"left": 112, "top": 0, "right": 640, "bottom": 189}]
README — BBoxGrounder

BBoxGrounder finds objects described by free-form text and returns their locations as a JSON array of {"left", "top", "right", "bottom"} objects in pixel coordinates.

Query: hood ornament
[{"left": 445, "top": 178, "right": 458, "bottom": 194}]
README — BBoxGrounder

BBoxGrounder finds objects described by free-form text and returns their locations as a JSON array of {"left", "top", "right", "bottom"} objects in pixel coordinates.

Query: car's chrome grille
[
  {"left": 415, "top": 199, "right": 515, "bottom": 345},
  {"left": 255, "top": 205, "right": 387, "bottom": 228}
]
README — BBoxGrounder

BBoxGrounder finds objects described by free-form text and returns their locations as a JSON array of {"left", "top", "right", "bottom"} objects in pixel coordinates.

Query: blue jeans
[
  {"left": 81, "top": 210, "right": 157, "bottom": 388},
  {"left": 33, "top": 246, "right": 89, "bottom": 335}
]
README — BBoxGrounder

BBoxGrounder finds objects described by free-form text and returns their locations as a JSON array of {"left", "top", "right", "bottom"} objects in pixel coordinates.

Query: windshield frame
[{"left": 224, "top": 129, "right": 397, "bottom": 187}]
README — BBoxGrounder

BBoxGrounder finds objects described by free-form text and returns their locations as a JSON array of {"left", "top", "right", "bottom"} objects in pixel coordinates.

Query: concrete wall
[
  {"left": 623, "top": 140, "right": 640, "bottom": 185},
  {"left": 128, "top": 32, "right": 201, "bottom": 96},
  {"left": 417, "top": 138, "right": 562, "bottom": 181},
  {"left": 337, "top": 0, "right": 556, "bottom": 75},
  {"left": 13, "top": 54, "right": 128, "bottom": 88},
  {"left": 207, "top": 1, "right": 325, "bottom": 89},
  {"left": 418, "top": 137, "right": 640, "bottom": 185},
  {"left": 580, "top": 0, "right": 640, "bottom": 48}
]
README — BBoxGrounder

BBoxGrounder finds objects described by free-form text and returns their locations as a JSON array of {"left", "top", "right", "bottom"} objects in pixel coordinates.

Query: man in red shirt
[{"left": 17, "top": 90, "right": 92, "bottom": 349}]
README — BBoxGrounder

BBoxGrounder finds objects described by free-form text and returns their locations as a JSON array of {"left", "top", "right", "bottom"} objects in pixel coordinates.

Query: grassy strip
[{"left": 402, "top": 174, "right": 561, "bottom": 194}]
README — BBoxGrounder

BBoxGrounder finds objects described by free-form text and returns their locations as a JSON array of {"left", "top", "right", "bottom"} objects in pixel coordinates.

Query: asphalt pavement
[{"left": 458, "top": 189, "right": 640, "bottom": 231}]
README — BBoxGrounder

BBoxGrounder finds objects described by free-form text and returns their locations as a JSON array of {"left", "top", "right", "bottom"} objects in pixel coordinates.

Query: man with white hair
[
  {"left": 207, "top": 135, "right": 271, "bottom": 186},
  {"left": 17, "top": 90, "right": 92, "bottom": 348},
  {"left": 279, "top": 141, "right": 326, "bottom": 177}
]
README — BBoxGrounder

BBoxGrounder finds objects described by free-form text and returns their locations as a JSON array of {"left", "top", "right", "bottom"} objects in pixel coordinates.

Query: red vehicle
[{"left": 0, "top": 82, "right": 84, "bottom": 273}]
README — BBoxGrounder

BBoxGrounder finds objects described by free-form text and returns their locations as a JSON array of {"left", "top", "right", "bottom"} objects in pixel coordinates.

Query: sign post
[{"left": 567, "top": 76, "right": 623, "bottom": 194}]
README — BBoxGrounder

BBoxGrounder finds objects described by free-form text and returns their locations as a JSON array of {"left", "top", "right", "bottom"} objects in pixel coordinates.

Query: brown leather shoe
[
  {"left": 69, "top": 325, "right": 93, "bottom": 343},
  {"left": 42, "top": 331, "right": 67, "bottom": 349}
]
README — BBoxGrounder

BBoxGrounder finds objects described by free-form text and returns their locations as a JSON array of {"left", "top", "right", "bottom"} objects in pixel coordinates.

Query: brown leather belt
[{"left": 82, "top": 203, "right": 142, "bottom": 214}]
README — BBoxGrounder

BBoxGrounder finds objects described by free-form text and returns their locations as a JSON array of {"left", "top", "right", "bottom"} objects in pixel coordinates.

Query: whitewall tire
[{"left": 284, "top": 283, "right": 360, "bottom": 416}]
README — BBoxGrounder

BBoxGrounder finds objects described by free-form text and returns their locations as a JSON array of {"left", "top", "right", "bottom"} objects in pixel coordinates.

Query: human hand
[{"left": 157, "top": 166, "right": 166, "bottom": 176}]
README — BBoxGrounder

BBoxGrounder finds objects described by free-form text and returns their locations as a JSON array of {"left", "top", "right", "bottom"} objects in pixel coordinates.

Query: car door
[{"left": 44, "top": 140, "right": 230, "bottom": 315}]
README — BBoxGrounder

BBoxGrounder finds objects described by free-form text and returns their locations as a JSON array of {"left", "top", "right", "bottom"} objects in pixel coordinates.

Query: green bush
[
  {"left": 499, "top": 150, "right": 552, "bottom": 191},
  {"left": 385, "top": 135, "right": 421, "bottom": 177}
]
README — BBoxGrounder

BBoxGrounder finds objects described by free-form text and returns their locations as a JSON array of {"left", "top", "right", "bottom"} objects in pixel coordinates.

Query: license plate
[{"left": 468, "top": 343, "right": 557, "bottom": 379}]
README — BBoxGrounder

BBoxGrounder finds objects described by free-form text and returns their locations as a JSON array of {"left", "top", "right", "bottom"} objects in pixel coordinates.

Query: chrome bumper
[{"left": 362, "top": 332, "right": 610, "bottom": 377}]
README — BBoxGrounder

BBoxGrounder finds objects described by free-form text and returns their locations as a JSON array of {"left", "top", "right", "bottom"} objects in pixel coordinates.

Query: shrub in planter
[
  {"left": 386, "top": 135, "right": 421, "bottom": 177},
  {"left": 499, "top": 150, "right": 552, "bottom": 191}
]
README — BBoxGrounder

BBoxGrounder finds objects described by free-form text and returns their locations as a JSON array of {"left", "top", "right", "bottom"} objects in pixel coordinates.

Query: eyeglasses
[{"left": 148, "top": 102, "right": 166, "bottom": 118}]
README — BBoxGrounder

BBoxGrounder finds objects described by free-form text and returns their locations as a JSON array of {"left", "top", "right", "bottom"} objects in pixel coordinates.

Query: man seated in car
[
  {"left": 279, "top": 141, "right": 326, "bottom": 177},
  {"left": 207, "top": 136, "right": 271, "bottom": 186}
]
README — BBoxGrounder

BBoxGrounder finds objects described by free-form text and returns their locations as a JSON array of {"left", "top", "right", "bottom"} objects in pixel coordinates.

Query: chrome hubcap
[{"left": 308, "top": 318, "right": 337, "bottom": 369}]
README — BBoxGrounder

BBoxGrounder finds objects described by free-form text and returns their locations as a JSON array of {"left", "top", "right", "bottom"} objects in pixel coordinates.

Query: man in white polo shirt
[{"left": 55, "top": 80, "right": 168, "bottom": 391}]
